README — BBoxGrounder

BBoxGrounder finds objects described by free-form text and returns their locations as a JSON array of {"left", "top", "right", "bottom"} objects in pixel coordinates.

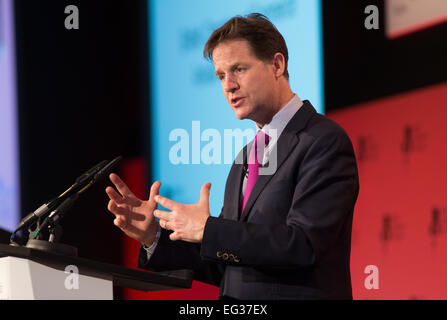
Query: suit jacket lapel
[
  {"left": 223, "top": 142, "right": 249, "bottom": 221},
  {"left": 240, "top": 101, "right": 316, "bottom": 221}
]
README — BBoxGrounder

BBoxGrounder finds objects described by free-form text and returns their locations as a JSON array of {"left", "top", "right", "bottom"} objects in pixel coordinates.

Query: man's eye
[{"left": 236, "top": 68, "right": 244, "bottom": 72}]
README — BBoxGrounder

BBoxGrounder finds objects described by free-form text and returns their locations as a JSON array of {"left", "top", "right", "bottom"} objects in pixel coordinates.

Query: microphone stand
[
  {"left": 9, "top": 160, "right": 109, "bottom": 246},
  {"left": 12, "top": 156, "right": 122, "bottom": 257},
  {"left": 26, "top": 194, "right": 80, "bottom": 257}
]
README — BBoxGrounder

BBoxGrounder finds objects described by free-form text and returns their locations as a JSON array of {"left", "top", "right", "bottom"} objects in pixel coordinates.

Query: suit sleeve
[
  {"left": 200, "top": 128, "right": 359, "bottom": 269},
  {"left": 137, "top": 215, "right": 225, "bottom": 286}
]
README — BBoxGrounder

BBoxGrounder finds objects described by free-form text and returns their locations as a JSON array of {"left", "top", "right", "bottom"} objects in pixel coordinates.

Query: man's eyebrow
[{"left": 215, "top": 62, "right": 243, "bottom": 75}]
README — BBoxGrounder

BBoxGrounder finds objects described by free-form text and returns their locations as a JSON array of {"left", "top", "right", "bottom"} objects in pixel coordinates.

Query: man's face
[{"left": 212, "top": 39, "right": 277, "bottom": 124}]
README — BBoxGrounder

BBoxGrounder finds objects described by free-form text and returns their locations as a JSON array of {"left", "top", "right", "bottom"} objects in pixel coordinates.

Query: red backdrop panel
[
  {"left": 327, "top": 82, "right": 447, "bottom": 299},
  {"left": 121, "top": 82, "right": 447, "bottom": 299}
]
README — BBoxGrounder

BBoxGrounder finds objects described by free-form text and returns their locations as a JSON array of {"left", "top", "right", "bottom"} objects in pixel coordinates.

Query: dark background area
[
  {"left": 323, "top": 0, "right": 447, "bottom": 111},
  {"left": 12, "top": 0, "right": 150, "bottom": 288},
  {"left": 0, "top": 228, "right": 10, "bottom": 243}
]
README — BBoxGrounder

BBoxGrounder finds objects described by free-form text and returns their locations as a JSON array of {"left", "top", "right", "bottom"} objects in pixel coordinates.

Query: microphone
[
  {"left": 13, "top": 160, "right": 110, "bottom": 233},
  {"left": 61, "top": 159, "right": 109, "bottom": 196},
  {"left": 33, "top": 193, "right": 79, "bottom": 240},
  {"left": 33, "top": 156, "right": 122, "bottom": 238},
  {"left": 243, "top": 163, "right": 249, "bottom": 178},
  {"left": 74, "top": 156, "right": 122, "bottom": 194},
  {"left": 74, "top": 160, "right": 109, "bottom": 186},
  {"left": 92, "top": 156, "right": 123, "bottom": 183}
]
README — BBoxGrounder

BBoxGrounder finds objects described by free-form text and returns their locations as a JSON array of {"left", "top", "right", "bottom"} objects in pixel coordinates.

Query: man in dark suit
[{"left": 106, "top": 13, "right": 359, "bottom": 299}]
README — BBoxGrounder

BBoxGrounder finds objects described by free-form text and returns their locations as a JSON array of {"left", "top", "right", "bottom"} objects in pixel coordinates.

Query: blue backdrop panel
[
  {"left": 149, "top": 0, "right": 323, "bottom": 216},
  {"left": 0, "top": 0, "right": 20, "bottom": 231}
]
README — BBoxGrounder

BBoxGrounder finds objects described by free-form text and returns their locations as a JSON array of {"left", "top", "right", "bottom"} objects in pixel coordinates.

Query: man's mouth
[{"left": 231, "top": 97, "right": 245, "bottom": 107}]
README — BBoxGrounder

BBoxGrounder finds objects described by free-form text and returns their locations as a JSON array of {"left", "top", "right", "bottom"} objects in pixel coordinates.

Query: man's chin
[{"left": 233, "top": 109, "right": 249, "bottom": 120}]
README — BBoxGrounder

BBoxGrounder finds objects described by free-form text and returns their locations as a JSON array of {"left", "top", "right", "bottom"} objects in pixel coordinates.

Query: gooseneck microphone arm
[
  {"left": 12, "top": 159, "right": 110, "bottom": 235},
  {"left": 31, "top": 156, "right": 123, "bottom": 240}
]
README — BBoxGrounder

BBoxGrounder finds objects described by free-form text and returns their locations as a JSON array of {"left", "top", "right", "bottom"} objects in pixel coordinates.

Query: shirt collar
[{"left": 257, "top": 94, "right": 303, "bottom": 145}]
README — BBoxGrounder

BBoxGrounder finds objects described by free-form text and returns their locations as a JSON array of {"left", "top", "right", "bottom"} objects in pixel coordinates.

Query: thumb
[
  {"left": 148, "top": 181, "right": 161, "bottom": 204},
  {"left": 199, "top": 182, "right": 211, "bottom": 205}
]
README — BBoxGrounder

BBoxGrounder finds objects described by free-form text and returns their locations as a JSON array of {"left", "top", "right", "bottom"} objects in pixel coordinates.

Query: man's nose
[{"left": 223, "top": 75, "right": 239, "bottom": 93}]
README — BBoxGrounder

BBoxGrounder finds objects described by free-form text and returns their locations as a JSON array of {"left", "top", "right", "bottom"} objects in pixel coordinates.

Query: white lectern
[
  {"left": 0, "top": 243, "right": 193, "bottom": 300},
  {"left": 0, "top": 256, "right": 113, "bottom": 299}
]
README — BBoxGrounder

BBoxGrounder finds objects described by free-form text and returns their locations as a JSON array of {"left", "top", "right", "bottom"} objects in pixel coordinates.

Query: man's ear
[{"left": 272, "top": 53, "right": 286, "bottom": 79}]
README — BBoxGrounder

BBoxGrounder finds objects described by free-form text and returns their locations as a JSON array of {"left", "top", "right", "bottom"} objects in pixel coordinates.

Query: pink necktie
[{"left": 241, "top": 131, "right": 270, "bottom": 214}]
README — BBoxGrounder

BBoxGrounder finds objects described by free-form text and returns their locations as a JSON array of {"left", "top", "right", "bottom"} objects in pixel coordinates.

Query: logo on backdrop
[
  {"left": 178, "top": 0, "right": 298, "bottom": 86},
  {"left": 400, "top": 124, "right": 427, "bottom": 162},
  {"left": 380, "top": 213, "right": 405, "bottom": 251},
  {"left": 429, "top": 206, "right": 447, "bottom": 247},
  {"left": 356, "top": 135, "right": 379, "bottom": 163}
]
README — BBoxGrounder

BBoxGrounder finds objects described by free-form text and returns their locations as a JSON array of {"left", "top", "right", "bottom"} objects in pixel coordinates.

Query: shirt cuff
[{"left": 142, "top": 225, "right": 161, "bottom": 260}]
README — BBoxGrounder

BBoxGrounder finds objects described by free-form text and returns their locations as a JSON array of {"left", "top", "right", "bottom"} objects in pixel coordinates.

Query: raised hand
[
  {"left": 105, "top": 173, "right": 161, "bottom": 246},
  {"left": 154, "top": 182, "right": 212, "bottom": 243}
]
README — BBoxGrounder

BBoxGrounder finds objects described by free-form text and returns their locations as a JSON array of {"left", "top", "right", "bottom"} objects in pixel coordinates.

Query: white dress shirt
[{"left": 241, "top": 94, "right": 303, "bottom": 197}]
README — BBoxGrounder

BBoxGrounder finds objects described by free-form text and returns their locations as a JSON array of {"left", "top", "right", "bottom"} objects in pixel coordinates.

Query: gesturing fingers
[
  {"left": 199, "top": 182, "right": 212, "bottom": 206},
  {"left": 109, "top": 173, "right": 135, "bottom": 198},
  {"left": 169, "top": 232, "right": 181, "bottom": 241},
  {"left": 154, "top": 195, "right": 178, "bottom": 211},
  {"left": 113, "top": 215, "right": 128, "bottom": 230},
  {"left": 154, "top": 209, "right": 171, "bottom": 223},
  {"left": 108, "top": 200, "right": 128, "bottom": 217},
  {"left": 105, "top": 186, "right": 125, "bottom": 204},
  {"left": 148, "top": 181, "right": 162, "bottom": 205},
  {"left": 159, "top": 219, "right": 170, "bottom": 230}
]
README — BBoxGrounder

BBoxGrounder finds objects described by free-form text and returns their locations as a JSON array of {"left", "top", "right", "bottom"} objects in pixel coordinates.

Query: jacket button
[
  {"left": 234, "top": 256, "right": 240, "bottom": 263},
  {"left": 222, "top": 253, "right": 229, "bottom": 260},
  {"left": 216, "top": 251, "right": 223, "bottom": 258}
]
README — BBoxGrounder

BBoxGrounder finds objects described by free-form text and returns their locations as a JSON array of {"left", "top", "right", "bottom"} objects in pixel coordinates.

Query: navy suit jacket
[{"left": 138, "top": 101, "right": 359, "bottom": 299}]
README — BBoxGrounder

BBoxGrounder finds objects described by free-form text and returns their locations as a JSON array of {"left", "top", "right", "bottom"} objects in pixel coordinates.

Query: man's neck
[{"left": 256, "top": 88, "right": 295, "bottom": 128}]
